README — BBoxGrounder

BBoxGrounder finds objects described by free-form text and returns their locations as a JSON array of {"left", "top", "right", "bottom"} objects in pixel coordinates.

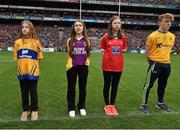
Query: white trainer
[
  {"left": 69, "top": 110, "right": 75, "bottom": 117},
  {"left": 31, "top": 111, "right": 38, "bottom": 121},
  {"left": 79, "top": 109, "right": 86, "bottom": 116}
]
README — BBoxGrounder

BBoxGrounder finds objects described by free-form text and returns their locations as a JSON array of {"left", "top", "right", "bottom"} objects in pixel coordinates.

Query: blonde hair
[{"left": 158, "top": 13, "right": 174, "bottom": 22}]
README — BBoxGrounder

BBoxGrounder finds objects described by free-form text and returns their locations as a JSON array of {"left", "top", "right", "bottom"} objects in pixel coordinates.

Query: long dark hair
[
  {"left": 67, "top": 21, "right": 91, "bottom": 57},
  {"left": 108, "top": 16, "right": 122, "bottom": 39}
]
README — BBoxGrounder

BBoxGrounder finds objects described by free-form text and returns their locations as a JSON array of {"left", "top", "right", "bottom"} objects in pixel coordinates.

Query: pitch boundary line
[{"left": 1, "top": 111, "right": 180, "bottom": 123}]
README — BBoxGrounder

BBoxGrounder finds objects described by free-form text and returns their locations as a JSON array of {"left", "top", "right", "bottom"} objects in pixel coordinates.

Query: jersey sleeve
[
  {"left": 145, "top": 34, "right": 154, "bottom": 46},
  {"left": 122, "top": 34, "right": 128, "bottom": 50},
  {"left": 172, "top": 34, "right": 176, "bottom": 45},
  {"left": 37, "top": 41, "right": 43, "bottom": 60},
  {"left": 100, "top": 34, "right": 107, "bottom": 49},
  {"left": 66, "top": 38, "right": 71, "bottom": 55},
  {"left": 13, "top": 42, "right": 18, "bottom": 61}
]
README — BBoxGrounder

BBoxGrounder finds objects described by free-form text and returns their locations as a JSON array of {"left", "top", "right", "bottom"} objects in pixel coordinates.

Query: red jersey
[{"left": 100, "top": 33, "right": 127, "bottom": 72}]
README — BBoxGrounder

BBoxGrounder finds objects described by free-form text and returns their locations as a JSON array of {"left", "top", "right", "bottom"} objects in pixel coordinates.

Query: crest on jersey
[
  {"left": 22, "top": 49, "right": 28, "bottom": 54},
  {"left": 112, "top": 46, "right": 120, "bottom": 55}
]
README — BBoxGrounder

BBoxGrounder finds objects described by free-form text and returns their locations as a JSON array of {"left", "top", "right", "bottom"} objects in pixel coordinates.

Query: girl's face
[
  {"left": 112, "top": 19, "right": 121, "bottom": 32},
  {"left": 74, "top": 22, "right": 84, "bottom": 35},
  {"left": 22, "top": 22, "right": 30, "bottom": 35}
]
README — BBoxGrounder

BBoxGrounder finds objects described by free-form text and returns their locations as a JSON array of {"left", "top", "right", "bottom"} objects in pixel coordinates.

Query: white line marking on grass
[{"left": 1, "top": 111, "right": 180, "bottom": 123}]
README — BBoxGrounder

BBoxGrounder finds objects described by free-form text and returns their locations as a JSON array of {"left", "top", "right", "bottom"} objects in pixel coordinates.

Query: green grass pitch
[{"left": 0, "top": 52, "right": 180, "bottom": 129}]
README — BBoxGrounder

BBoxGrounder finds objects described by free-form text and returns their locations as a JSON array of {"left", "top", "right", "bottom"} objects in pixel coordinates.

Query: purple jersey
[{"left": 72, "top": 37, "right": 87, "bottom": 66}]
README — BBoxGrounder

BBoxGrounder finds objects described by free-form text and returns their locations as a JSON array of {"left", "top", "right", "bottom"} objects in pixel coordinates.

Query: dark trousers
[
  {"left": 67, "top": 65, "right": 88, "bottom": 111},
  {"left": 103, "top": 71, "right": 122, "bottom": 105},
  {"left": 19, "top": 80, "right": 38, "bottom": 111},
  {"left": 142, "top": 60, "right": 171, "bottom": 104}
]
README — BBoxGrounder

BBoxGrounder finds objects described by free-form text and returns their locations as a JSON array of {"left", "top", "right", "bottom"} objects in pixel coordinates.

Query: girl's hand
[
  {"left": 101, "top": 49, "right": 105, "bottom": 55},
  {"left": 122, "top": 49, "right": 127, "bottom": 53}
]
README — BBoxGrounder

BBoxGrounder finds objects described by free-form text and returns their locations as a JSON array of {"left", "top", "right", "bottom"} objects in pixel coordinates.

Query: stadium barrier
[
  {"left": 7, "top": 47, "right": 55, "bottom": 52},
  {"left": 127, "top": 49, "right": 146, "bottom": 54}
]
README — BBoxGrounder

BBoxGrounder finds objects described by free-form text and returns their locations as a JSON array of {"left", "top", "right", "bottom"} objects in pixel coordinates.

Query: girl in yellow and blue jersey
[{"left": 13, "top": 20, "right": 43, "bottom": 121}]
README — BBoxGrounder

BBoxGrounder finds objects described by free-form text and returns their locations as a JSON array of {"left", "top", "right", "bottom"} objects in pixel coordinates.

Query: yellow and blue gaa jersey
[
  {"left": 146, "top": 30, "right": 175, "bottom": 64},
  {"left": 13, "top": 38, "right": 43, "bottom": 80}
]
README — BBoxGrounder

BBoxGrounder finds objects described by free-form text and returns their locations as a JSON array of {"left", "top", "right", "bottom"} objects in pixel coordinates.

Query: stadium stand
[{"left": 0, "top": 0, "right": 179, "bottom": 53}]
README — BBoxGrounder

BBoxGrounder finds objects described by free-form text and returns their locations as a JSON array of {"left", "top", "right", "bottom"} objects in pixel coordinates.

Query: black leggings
[
  {"left": 103, "top": 71, "right": 122, "bottom": 105},
  {"left": 19, "top": 80, "right": 38, "bottom": 111},
  {"left": 67, "top": 65, "right": 88, "bottom": 111}
]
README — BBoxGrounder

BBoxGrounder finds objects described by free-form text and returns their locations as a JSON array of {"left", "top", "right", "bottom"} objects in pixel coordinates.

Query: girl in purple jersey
[{"left": 66, "top": 21, "right": 91, "bottom": 117}]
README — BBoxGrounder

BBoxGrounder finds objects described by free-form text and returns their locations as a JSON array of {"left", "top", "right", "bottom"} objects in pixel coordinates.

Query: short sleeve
[
  {"left": 146, "top": 35, "right": 154, "bottom": 46},
  {"left": 122, "top": 34, "right": 127, "bottom": 50},
  {"left": 37, "top": 41, "right": 43, "bottom": 60},
  {"left": 100, "top": 34, "right": 107, "bottom": 49},
  {"left": 13, "top": 42, "right": 17, "bottom": 61}
]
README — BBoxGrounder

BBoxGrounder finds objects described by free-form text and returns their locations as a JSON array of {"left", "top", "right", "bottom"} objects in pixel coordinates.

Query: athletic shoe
[
  {"left": 111, "top": 105, "right": 118, "bottom": 116},
  {"left": 31, "top": 111, "right": 38, "bottom": 121},
  {"left": 104, "top": 105, "right": 113, "bottom": 116},
  {"left": 140, "top": 104, "right": 150, "bottom": 115},
  {"left": 20, "top": 111, "right": 30, "bottom": 121},
  {"left": 156, "top": 103, "right": 170, "bottom": 112},
  {"left": 79, "top": 109, "right": 86, "bottom": 116},
  {"left": 69, "top": 110, "right": 75, "bottom": 117}
]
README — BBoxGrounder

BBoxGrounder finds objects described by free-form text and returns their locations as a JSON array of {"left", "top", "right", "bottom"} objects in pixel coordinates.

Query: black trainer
[
  {"left": 140, "top": 104, "right": 150, "bottom": 115},
  {"left": 156, "top": 103, "right": 170, "bottom": 112}
]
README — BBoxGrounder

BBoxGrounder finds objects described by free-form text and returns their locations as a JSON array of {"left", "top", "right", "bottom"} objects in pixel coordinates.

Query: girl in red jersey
[{"left": 100, "top": 16, "right": 127, "bottom": 116}]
